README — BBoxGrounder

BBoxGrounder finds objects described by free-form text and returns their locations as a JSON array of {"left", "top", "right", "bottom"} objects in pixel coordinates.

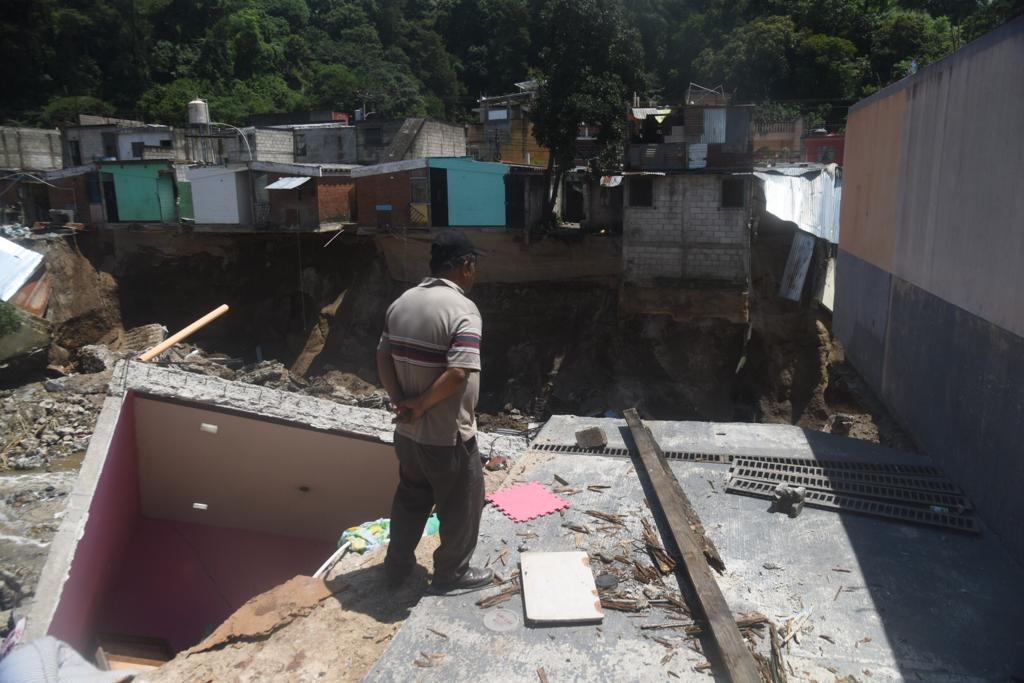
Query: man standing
[{"left": 376, "top": 231, "right": 493, "bottom": 592}]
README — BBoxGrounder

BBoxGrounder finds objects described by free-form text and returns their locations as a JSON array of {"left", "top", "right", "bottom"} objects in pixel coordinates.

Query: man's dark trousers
[{"left": 384, "top": 433, "right": 484, "bottom": 584}]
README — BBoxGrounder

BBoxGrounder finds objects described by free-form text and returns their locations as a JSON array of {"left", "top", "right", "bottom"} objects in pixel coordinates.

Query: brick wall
[
  {"left": 355, "top": 167, "right": 426, "bottom": 228},
  {"left": 623, "top": 174, "right": 748, "bottom": 284},
  {"left": 317, "top": 178, "right": 355, "bottom": 222},
  {"left": 0, "top": 127, "right": 62, "bottom": 169},
  {"left": 412, "top": 121, "right": 466, "bottom": 158},
  {"left": 46, "top": 174, "right": 93, "bottom": 223}
]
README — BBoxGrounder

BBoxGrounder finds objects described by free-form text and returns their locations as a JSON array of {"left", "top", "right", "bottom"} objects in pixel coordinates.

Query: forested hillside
[{"left": 1, "top": 0, "right": 1020, "bottom": 128}]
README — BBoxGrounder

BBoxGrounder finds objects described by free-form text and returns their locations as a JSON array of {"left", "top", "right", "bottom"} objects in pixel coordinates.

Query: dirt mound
[{"left": 31, "top": 237, "right": 122, "bottom": 351}]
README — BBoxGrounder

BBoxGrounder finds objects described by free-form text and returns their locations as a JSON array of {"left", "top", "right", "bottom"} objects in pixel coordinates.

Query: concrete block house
[{"left": 619, "top": 95, "right": 755, "bottom": 320}]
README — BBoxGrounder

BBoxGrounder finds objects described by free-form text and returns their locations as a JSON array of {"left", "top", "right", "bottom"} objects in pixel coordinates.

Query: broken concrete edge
[
  {"left": 535, "top": 414, "right": 935, "bottom": 466},
  {"left": 22, "top": 359, "right": 528, "bottom": 648},
  {"left": 24, "top": 393, "right": 126, "bottom": 643}
]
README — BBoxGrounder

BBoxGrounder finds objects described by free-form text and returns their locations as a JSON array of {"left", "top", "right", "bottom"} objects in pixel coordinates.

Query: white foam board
[{"left": 520, "top": 551, "right": 603, "bottom": 623}]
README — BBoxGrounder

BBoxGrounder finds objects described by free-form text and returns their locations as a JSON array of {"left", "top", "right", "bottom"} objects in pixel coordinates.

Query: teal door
[{"left": 157, "top": 174, "right": 176, "bottom": 223}]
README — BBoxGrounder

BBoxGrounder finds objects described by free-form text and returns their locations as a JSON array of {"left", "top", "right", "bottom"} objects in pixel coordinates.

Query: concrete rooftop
[{"left": 368, "top": 416, "right": 1024, "bottom": 682}]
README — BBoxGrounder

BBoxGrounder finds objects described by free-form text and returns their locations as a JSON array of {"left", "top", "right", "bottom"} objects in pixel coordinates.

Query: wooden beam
[{"left": 624, "top": 408, "right": 761, "bottom": 683}]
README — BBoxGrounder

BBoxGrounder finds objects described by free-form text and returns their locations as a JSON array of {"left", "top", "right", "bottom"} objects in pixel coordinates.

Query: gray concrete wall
[
  {"left": 411, "top": 121, "right": 466, "bottom": 158},
  {"left": 833, "top": 249, "right": 891, "bottom": 391},
  {"left": 62, "top": 127, "right": 113, "bottom": 164},
  {"left": 293, "top": 126, "right": 357, "bottom": 164},
  {"left": 839, "top": 248, "right": 1024, "bottom": 562},
  {"left": 834, "top": 16, "right": 1024, "bottom": 563},
  {"left": 0, "top": 127, "right": 62, "bottom": 169},
  {"left": 356, "top": 120, "right": 404, "bottom": 165},
  {"left": 623, "top": 174, "right": 748, "bottom": 284}
]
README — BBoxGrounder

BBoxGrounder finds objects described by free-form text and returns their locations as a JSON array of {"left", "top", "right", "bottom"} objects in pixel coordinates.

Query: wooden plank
[{"left": 623, "top": 409, "right": 761, "bottom": 683}]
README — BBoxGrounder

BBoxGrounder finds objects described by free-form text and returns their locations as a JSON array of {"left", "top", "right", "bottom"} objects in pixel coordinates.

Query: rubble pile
[
  {"left": 154, "top": 343, "right": 392, "bottom": 410},
  {"left": 0, "top": 383, "right": 103, "bottom": 471}
]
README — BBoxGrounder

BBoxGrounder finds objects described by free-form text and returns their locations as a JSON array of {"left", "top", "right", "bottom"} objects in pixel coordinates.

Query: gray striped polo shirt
[{"left": 378, "top": 277, "right": 482, "bottom": 446}]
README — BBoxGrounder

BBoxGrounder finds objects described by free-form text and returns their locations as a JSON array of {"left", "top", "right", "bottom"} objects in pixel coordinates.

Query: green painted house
[
  {"left": 99, "top": 161, "right": 178, "bottom": 223},
  {"left": 426, "top": 158, "right": 509, "bottom": 226}
]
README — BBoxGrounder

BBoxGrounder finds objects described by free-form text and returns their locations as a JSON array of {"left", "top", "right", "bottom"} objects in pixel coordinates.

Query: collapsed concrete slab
[{"left": 24, "top": 360, "right": 526, "bottom": 663}]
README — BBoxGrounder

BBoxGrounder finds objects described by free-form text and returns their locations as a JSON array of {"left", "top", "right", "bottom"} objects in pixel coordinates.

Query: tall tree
[{"left": 531, "top": 0, "right": 644, "bottom": 226}]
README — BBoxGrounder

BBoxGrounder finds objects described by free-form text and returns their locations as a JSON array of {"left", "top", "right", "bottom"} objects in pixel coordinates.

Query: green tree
[
  {"left": 793, "top": 33, "right": 865, "bottom": 99},
  {"left": 138, "top": 78, "right": 212, "bottom": 125},
  {"left": 41, "top": 96, "right": 115, "bottom": 126},
  {"left": 870, "top": 8, "right": 954, "bottom": 84},
  {"left": 531, "top": 0, "right": 643, "bottom": 225},
  {"left": 694, "top": 16, "right": 798, "bottom": 101},
  {"left": 308, "top": 64, "right": 360, "bottom": 110}
]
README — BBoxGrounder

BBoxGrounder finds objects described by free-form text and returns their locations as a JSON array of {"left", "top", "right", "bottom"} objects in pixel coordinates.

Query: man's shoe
[
  {"left": 429, "top": 567, "right": 494, "bottom": 593},
  {"left": 384, "top": 567, "right": 411, "bottom": 589}
]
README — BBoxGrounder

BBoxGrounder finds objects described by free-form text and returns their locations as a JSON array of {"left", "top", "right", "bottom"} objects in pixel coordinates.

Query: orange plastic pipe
[{"left": 138, "top": 304, "right": 230, "bottom": 362}]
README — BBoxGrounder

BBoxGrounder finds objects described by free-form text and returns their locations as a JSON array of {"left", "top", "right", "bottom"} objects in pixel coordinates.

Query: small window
[
  {"left": 69, "top": 140, "right": 81, "bottom": 166},
  {"left": 721, "top": 178, "right": 745, "bottom": 208},
  {"left": 101, "top": 132, "right": 117, "bottom": 158},
  {"left": 628, "top": 176, "right": 653, "bottom": 207},
  {"left": 295, "top": 133, "right": 307, "bottom": 157},
  {"left": 816, "top": 145, "right": 835, "bottom": 163},
  {"left": 159, "top": 139, "right": 172, "bottom": 148},
  {"left": 410, "top": 176, "right": 428, "bottom": 203},
  {"left": 131, "top": 141, "right": 145, "bottom": 158}
]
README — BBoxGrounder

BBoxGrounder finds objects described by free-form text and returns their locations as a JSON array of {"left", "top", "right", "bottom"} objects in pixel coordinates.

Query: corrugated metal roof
[
  {"left": 754, "top": 164, "right": 842, "bottom": 243},
  {"left": 0, "top": 236, "right": 44, "bottom": 302},
  {"left": 631, "top": 107, "right": 673, "bottom": 121},
  {"left": 265, "top": 176, "right": 311, "bottom": 190}
]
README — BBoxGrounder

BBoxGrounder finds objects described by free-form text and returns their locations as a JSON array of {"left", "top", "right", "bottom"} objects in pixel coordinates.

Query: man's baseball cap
[{"left": 430, "top": 230, "right": 484, "bottom": 269}]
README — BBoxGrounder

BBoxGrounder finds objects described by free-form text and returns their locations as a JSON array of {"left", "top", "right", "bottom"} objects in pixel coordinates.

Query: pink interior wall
[
  {"left": 48, "top": 394, "right": 140, "bottom": 652},
  {"left": 96, "top": 517, "right": 333, "bottom": 653}
]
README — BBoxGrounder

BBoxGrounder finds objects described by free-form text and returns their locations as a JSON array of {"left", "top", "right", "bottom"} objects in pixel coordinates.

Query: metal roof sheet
[
  {"left": 0, "top": 236, "right": 44, "bottom": 301},
  {"left": 265, "top": 176, "right": 311, "bottom": 190}
]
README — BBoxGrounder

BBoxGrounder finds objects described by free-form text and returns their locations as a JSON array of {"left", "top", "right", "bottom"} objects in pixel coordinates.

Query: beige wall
[
  {"left": 839, "top": 90, "right": 907, "bottom": 273},
  {"left": 840, "top": 20, "right": 1024, "bottom": 336},
  {"left": 134, "top": 396, "right": 398, "bottom": 542}
]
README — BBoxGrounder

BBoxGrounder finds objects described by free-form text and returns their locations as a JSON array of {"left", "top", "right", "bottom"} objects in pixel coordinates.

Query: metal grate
[
  {"left": 530, "top": 443, "right": 942, "bottom": 476},
  {"left": 530, "top": 443, "right": 729, "bottom": 463},
  {"left": 729, "top": 463, "right": 971, "bottom": 511},
  {"left": 731, "top": 458, "right": 963, "bottom": 494},
  {"left": 725, "top": 477, "right": 978, "bottom": 533},
  {"left": 735, "top": 454, "right": 941, "bottom": 477}
]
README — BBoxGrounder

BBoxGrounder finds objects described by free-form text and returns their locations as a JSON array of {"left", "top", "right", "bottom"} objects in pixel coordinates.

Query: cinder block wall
[
  {"left": 623, "top": 174, "right": 748, "bottom": 284},
  {"left": 254, "top": 130, "right": 295, "bottom": 163},
  {"left": 412, "top": 122, "right": 467, "bottom": 158},
  {"left": 0, "top": 127, "right": 63, "bottom": 169}
]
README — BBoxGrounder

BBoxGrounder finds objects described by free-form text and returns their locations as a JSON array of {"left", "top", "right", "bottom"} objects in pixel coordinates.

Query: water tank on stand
[{"left": 188, "top": 99, "right": 210, "bottom": 126}]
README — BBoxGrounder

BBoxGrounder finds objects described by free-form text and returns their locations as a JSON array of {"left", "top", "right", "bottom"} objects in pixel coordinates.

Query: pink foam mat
[{"left": 486, "top": 481, "right": 570, "bottom": 522}]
